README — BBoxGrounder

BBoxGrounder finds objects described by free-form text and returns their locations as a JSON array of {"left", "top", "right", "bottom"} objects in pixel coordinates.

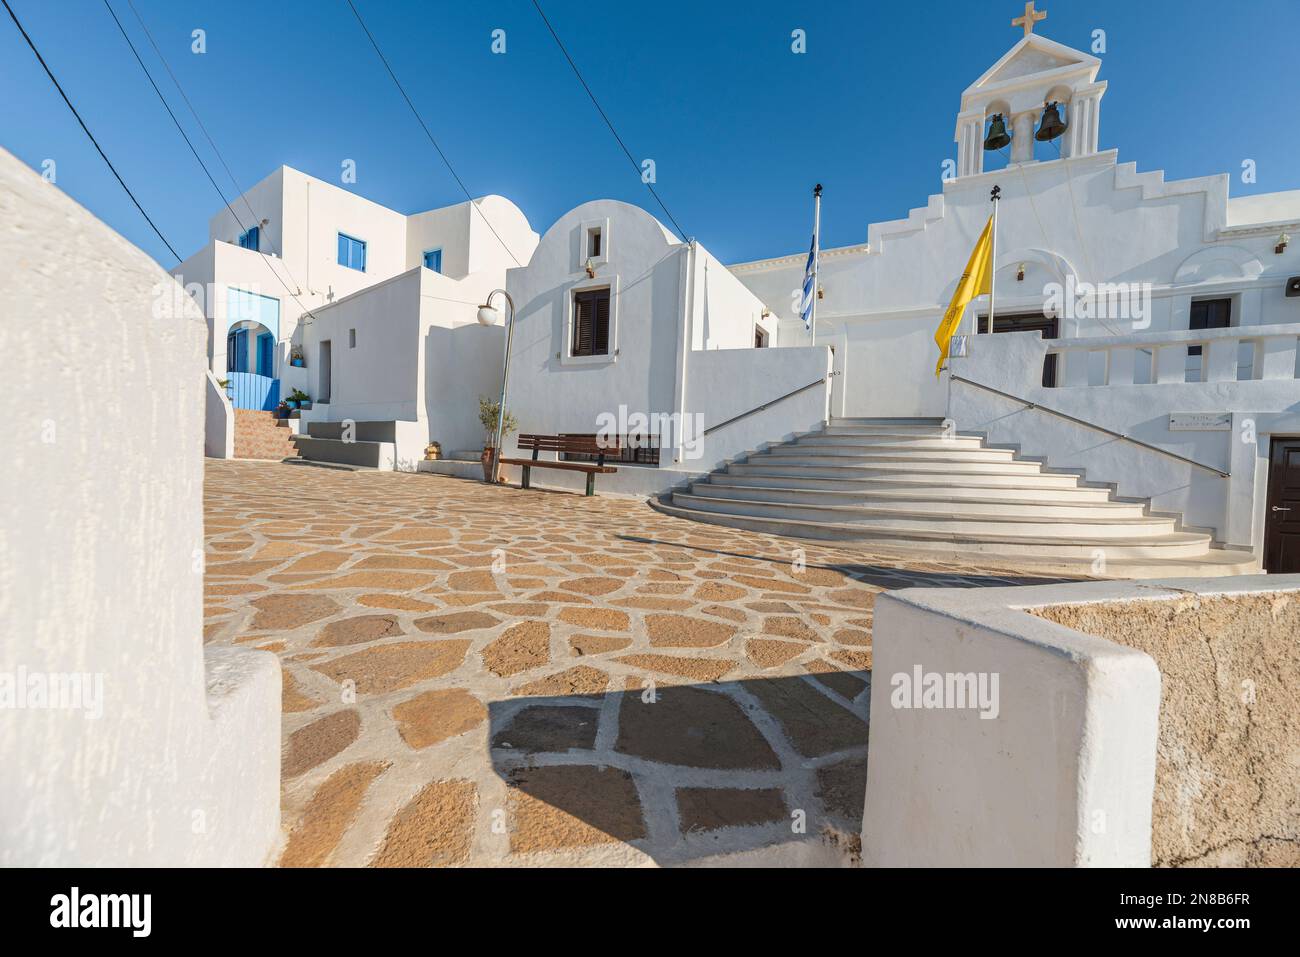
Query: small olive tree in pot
[{"left": 478, "top": 396, "right": 518, "bottom": 483}]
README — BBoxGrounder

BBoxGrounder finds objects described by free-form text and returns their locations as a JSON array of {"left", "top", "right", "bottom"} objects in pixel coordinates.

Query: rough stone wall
[{"left": 1032, "top": 593, "right": 1300, "bottom": 867}]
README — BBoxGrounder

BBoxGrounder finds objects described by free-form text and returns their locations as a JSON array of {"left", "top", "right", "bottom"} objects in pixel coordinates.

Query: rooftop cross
[{"left": 1011, "top": 1, "right": 1047, "bottom": 37}]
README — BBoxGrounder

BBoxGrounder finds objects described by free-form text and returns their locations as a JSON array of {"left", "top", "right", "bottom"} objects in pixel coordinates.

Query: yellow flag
[{"left": 934, "top": 215, "right": 994, "bottom": 377}]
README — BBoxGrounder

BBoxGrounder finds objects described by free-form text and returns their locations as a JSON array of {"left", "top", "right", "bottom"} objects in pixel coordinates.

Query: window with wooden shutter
[{"left": 572, "top": 288, "right": 611, "bottom": 357}]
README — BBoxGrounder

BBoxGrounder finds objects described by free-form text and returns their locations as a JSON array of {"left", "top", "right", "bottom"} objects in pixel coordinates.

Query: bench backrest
[{"left": 517, "top": 433, "right": 623, "bottom": 456}]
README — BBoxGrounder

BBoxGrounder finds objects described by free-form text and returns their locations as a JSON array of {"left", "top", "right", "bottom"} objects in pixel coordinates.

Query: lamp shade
[{"left": 476, "top": 304, "right": 500, "bottom": 327}]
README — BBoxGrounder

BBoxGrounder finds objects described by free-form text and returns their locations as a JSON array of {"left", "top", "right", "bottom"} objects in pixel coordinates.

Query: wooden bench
[{"left": 500, "top": 434, "right": 622, "bottom": 496}]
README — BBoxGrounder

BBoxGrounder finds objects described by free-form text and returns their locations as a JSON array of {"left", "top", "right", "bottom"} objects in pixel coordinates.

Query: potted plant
[
  {"left": 424, "top": 441, "right": 442, "bottom": 461},
  {"left": 286, "top": 388, "right": 311, "bottom": 411},
  {"left": 275, "top": 399, "right": 291, "bottom": 419},
  {"left": 478, "top": 395, "right": 517, "bottom": 483},
  {"left": 289, "top": 348, "right": 305, "bottom": 368}
]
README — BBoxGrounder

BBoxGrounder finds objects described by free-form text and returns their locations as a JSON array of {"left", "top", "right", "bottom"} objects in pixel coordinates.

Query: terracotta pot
[{"left": 481, "top": 447, "right": 504, "bottom": 483}]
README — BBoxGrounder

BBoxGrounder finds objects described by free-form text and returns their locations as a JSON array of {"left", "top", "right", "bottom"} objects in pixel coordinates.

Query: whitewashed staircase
[{"left": 652, "top": 417, "right": 1256, "bottom": 578}]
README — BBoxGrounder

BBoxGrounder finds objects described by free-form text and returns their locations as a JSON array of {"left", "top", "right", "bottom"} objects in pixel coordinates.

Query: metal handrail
[
  {"left": 703, "top": 377, "right": 827, "bottom": 437},
  {"left": 950, "top": 374, "right": 1230, "bottom": 478}
]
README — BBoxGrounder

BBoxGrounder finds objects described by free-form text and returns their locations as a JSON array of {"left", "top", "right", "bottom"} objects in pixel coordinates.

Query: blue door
[
  {"left": 226, "top": 329, "right": 250, "bottom": 373},
  {"left": 256, "top": 333, "right": 274, "bottom": 377}
]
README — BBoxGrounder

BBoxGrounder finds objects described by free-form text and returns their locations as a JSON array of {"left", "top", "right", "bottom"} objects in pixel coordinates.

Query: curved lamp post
[{"left": 476, "top": 289, "right": 515, "bottom": 484}]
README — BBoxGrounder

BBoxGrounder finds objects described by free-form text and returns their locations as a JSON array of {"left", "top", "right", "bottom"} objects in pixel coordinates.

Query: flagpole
[
  {"left": 810, "top": 183, "right": 822, "bottom": 344},
  {"left": 983, "top": 184, "right": 1001, "bottom": 336}
]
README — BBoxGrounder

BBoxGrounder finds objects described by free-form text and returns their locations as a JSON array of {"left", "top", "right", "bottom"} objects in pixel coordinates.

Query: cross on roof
[{"left": 1012, "top": 1, "right": 1047, "bottom": 37}]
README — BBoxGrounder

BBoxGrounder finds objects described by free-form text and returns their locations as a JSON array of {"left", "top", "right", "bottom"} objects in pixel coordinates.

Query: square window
[
  {"left": 238, "top": 226, "right": 260, "bottom": 251},
  {"left": 338, "top": 232, "right": 366, "bottom": 272},
  {"left": 572, "top": 288, "right": 610, "bottom": 357},
  {"left": 423, "top": 249, "right": 442, "bottom": 273}
]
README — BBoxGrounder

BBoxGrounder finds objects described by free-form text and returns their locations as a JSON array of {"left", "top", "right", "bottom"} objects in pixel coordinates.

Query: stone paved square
[{"left": 203, "top": 459, "right": 1077, "bottom": 866}]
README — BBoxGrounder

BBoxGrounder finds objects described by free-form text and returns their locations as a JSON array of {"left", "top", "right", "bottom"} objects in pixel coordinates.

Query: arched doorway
[
  {"left": 225, "top": 320, "right": 276, "bottom": 377},
  {"left": 222, "top": 287, "right": 282, "bottom": 410}
]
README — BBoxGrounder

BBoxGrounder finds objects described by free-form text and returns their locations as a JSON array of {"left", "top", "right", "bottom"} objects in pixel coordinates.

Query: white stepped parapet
[{"left": 653, "top": 417, "right": 1259, "bottom": 579}]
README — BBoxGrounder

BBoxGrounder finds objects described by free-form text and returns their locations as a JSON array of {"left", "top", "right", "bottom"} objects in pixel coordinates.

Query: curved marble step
[
  {"left": 672, "top": 491, "right": 1180, "bottom": 539},
  {"left": 655, "top": 497, "right": 1212, "bottom": 558},
  {"left": 713, "top": 473, "right": 1114, "bottom": 501},
  {"left": 693, "top": 482, "right": 1149, "bottom": 518}
]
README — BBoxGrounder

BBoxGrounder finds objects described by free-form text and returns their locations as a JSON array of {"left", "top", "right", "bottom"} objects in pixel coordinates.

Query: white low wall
[
  {"left": 863, "top": 580, "right": 1162, "bottom": 867},
  {"left": 950, "top": 329, "right": 1300, "bottom": 553},
  {"left": 864, "top": 573, "right": 1300, "bottom": 867},
  {"left": 682, "top": 344, "right": 833, "bottom": 475},
  {"left": 204, "top": 370, "right": 234, "bottom": 458},
  {"left": 0, "top": 147, "right": 280, "bottom": 866}
]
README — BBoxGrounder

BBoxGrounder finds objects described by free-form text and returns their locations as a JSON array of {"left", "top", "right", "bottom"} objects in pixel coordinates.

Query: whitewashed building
[
  {"left": 177, "top": 165, "right": 537, "bottom": 467},
  {"left": 189, "top": 20, "right": 1300, "bottom": 577},
  {"left": 693, "top": 26, "right": 1300, "bottom": 576}
]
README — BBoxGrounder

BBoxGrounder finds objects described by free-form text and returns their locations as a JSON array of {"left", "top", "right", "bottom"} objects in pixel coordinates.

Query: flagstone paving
[{"left": 203, "top": 459, "right": 1079, "bottom": 867}]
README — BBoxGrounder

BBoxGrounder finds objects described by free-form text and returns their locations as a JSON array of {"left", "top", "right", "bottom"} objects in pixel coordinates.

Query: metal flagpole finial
[
  {"left": 814, "top": 183, "right": 823, "bottom": 197},
  {"left": 990, "top": 184, "right": 1002, "bottom": 202}
]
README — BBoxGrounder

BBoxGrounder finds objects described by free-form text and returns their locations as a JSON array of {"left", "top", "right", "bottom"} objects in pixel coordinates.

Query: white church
[{"left": 186, "top": 14, "right": 1300, "bottom": 579}]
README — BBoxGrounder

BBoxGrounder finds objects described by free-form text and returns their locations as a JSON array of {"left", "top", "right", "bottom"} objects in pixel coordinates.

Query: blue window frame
[
  {"left": 338, "top": 232, "right": 367, "bottom": 272},
  {"left": 238, "top": 226, "right": 260, "bottom": 251},
  {"left": 423, "top": 249, "right": 442, "bottom": 273},
  {"left": 226, "top": 328, "right": 249, "bottom": 373},
  {"left": 256, "top": 332, "right": 275, "bottom": 377}
]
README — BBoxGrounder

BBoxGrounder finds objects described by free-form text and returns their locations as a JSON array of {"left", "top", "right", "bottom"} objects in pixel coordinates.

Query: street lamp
[{"left": 477, "top": 289, "right": 516, "bottom": 484}]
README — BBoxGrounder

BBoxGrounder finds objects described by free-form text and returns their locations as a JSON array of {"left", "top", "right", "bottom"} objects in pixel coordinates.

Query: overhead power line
[
  {"left": 109, "top": 0, "right": 318, "bottom": 322},
  {"left": 2, "top": 0, "right": 182, "bottom": 262},
  {"left": 530, "top": 0, "right": 688, "bottom": 242},
  {"left": 344, "top": 0, "right": 525, "bottom": 267}
]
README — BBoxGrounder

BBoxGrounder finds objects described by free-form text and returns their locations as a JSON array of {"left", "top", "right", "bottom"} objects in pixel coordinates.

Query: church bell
[
  {"left": 1035, "top": 101, "right": 1067, "bottom": 142},
  {"left": 983, "top": 114, "right": 1010, "bottom": 151}
]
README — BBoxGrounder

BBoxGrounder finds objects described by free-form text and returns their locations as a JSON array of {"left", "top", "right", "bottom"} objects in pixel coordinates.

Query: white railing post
[
  {"left": 1107, "top": 346, "right": 1135, "bottom": 386},
  {"left": 1062, "top": 348, "right": 1090, "bottom": 387},
  {"left": 1205, "top": 338, "right": 1238, "bottom": 382},
  {"left": 1259, "top": 335, "right": 1299, "bottom": 380},
  {"left": 1154, "top": 344, "right": 1186, "bottom": 384}
]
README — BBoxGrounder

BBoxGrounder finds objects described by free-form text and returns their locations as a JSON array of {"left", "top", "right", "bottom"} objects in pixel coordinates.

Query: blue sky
[{"left": 3, "top": 0, "right": 1298, "bottom": 267}]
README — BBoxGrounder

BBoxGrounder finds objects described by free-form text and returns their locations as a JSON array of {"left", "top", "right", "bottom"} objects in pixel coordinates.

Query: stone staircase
[
  {"left": 651, "top": 417, "right": 1258, "bottom": 579},
  {"left": 233, "top": 410, "right": 297, "bottom": 461},
  {"left": 289, "top": 420, "right": 398, "bottom": 470}
]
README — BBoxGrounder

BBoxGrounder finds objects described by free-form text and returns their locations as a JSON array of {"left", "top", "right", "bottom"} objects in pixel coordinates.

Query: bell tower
[{"left": 953, "top": 3, "right": 1106, "bottom": 178}]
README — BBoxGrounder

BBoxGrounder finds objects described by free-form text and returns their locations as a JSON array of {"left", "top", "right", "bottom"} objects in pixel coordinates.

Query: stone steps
[
  {"left": 728, "top": 460, "right": 1060, "bottom": 480},
  {"left": 715, "top": 471, "right": 1110, "bottom": 498},
  {"left": 672, "top": 491, "right": 1180, "bottom": 540},
  {"left": 285, "top": 420, "right": 409, "bottom": 470},
  {"left": 692, "top": 482, "right": 1149, "bottom": 517},
  {"left": 652, "top": 417, "right": 1260, "bottom": 579},
  {"left": 233, "top": 410, "right": 296, "bottom": 461},
  {"left": 762, "top": 444, "right": 1019, "bottom": 463}
]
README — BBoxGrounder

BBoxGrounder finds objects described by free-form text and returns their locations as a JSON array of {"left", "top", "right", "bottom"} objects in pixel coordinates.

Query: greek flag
[{"left": 799, "top": 230, "right": 818, "bottom": 331}]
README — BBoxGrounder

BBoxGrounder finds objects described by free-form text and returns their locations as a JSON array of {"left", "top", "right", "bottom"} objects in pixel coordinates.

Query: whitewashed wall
[
  {"left": 732, "top": 151, "right": 1300, "bottom": 418},
  {"left": 0, "top": 147, "right": 279, "bottom": 866},
  {"left": 184, "top": 166, "right": 538, "bottom": 399},
  {"left": 502, "top": 200, "right": 686, "bottom": 454},
  {"left": 297, "top": 269, "right": 424, "bottom": 421},
  {"left": 865, "top": 580, "right": 1162, "bottom": 867},
  {"left": 952, "top": 328, "right": 1299, "bottom": 555}
]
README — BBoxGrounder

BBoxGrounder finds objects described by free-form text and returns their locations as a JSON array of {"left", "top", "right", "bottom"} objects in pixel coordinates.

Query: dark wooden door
[
  {"left": 977, "top": 313, "right": 1059, "bottom": 386},
  {"left": 1264, "top": 438, "right": 1300, "bottom": 573}
]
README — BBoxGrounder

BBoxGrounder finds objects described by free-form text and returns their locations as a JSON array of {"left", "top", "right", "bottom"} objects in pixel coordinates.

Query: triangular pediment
[{"left": 965, "top": 35, "right": 1100, "bottom": 96}]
